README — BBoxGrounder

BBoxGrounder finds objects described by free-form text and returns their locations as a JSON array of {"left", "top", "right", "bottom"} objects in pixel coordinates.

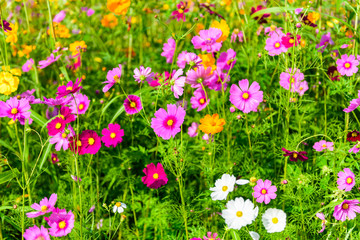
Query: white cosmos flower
[
  {"left": 210, "top": 174, "right": 236, "bottom": 200},
  {"left": 249, "top": 231, "right": 260, "bottom": 240},
  {"left": 113, "top": 202, "right": 127, "bottom": 213},
  {"left": 262, "top": 208, "right": 286, "bottom": 233},
  {"left": 222, "top": 197, "right": 259, "bottom": 230},
  {"left": 236, "top": 179, "right": 250, "bottom": 185}
]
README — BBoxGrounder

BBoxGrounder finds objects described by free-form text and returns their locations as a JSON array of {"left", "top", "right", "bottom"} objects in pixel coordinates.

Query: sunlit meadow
[{"left": 1, "top": 0, "right": 360, "bottom": 239}]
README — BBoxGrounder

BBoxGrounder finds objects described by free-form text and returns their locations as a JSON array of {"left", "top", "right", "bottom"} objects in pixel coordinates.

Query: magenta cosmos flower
[
  {"left": 169, "top": 69, "right": 186, "bottom": 98},
  {"left": 186, "top": 66, "right": 212, "bottom": 88},
  {"left": 124, "top": 95, "right": 143, "bottom": 114},
  {"left": 349, "top": 142, "right": 360, "bottom": 154},
  {"left": 53, "top": 10, "right": 66, "bottom": 23},
  {"left": 265, "top": 32, "right": 287, "bottom": 56},
  {"left": 251, "top": 5, "right": 271, "bottom": 24},
  {"left": 191, "top": 28, "right": 223, "bottom": 53},
  {"left": 102, "top": 64, "right": 122, "bottom": 93},
  {"left": 142, "top": 162, "right": 168, "bottom": 189},
  {"left": 50, "top": 125, "right": 75, "bottom": 151},
  {"left": 151, "top": 104, "right": 186, "bottom": 140},
  {"left": 316, "top": 213, "right": 326, "bottom": 233},
  {"left": 188, "top": 122, "right": 198, "bottom": 137},
  {"left": 279, "top": 68, "right": 304, "bottom": 92},
  {"left": 281, "top": 148, "right": 308, "bottom": 161},
  {"left": 22, "top": 58, "right": 34, "bottom": 72},
  {"left": 26, "top": 193, "right": 57, "bottom": 218},
  {"left": 50, "top": 153, "right": 59, "bottom": 164},
  {"left": 39, "top": 53, "right": 61, "bottom": 69},
  {"left": 217, "top": 48, "right": 236, "bottom": 72},
  {"left": 177, "top": 51, "right": 202, "bottom": 69},
  {"left": 56, "top": 78, "right": 82, "bottom": 99},
  {"left": 336, "top": 54, "right": 359, "bottom": 77},
  {"left": 0, "top": 97, "right": 32, "bottom": 125},
  {"left": 133, "top": 66, "right": 154, "bottom": 83},
  {"left": 59, "top": 106, "right": 75, "bottom": 124},
  {"left": 101, "top": 123, "right": 124, "bottom": 148},
  {"left": 344, "top": 90, "right": 360, "bottom": 113},
  {"left": 23, "top": 225, "right": 50, "bottom": 240},
  {"left": 47, "top": 209, "right": 75, "bottom": 237},
  {"left": 42, "top": 96, "right": 71, "bottom": 106},
  {"left": 47, "top": 117, "right": 66, "bottom": 136},
  {"left": 281, "top": 33, "right": 301, "bottom": 48},
  {"left": 190, "top": 88, "right": 209, "bottom": 112},
  {"left": 79, "top": 130, "right": 102, "bottom": 154},
  {"left": 229, "top": 79, "right": 263, "bottom": 114},
  {"left": 171, "top": 1, "right": 189, "bottom": 22},
  {"left": 253, "top": 179, "right": 277, "bottom": 204},
  {"left": 337, "top": 168, "right": 356, "bottom": 192},
  {"left": 69, "top": 93, "right": 90, "bottom": 115},
  {"left": 333, "top": 200, "right": 360, "bottom": 221},
  {"left": 313, "top": 140, "right": 334, "bottom": 152},
  {"left": 203, "top": 232, "right": 221, "bottom": 240},
  {"left": 161, "top": 37, "right": 176, "bottom": 63},
  {"left": 316, "top": 32, "right": 334, "bottom": 52},
  {"left": 207, "top": 70, "right": 230, "bottom": 91}
]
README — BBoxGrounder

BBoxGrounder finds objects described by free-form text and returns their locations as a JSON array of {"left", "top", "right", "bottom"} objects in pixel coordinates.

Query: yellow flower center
[
  {"left": 289, "top": 39, "right": 294, "bottom": 44},
  {"left": 352, "top": 132, "right": 358, "bottom": 137},
  {"left": 78, "top": 104, "right": 84, "bottom": 110},
  {"left": 130, "top": 101, "right": 136, "bottom": 108},
  {"left": 346, "top": 177, "right": 353, "bottom": 184},
  {"left": 167, "top": 119, "right": 174, "bottom": 126},
  {"left": 275, "top": 42, "right": 280, "bottom": 48},
  {"left": 322, "top": 144, "right": 327, "bottom": 148},
  {"left": 116, "top": 202, "right": 121, "bottom": 207},
  {"left": 153, "top": 173, "right": 159, "bottom": 179},
  {"left": 242, "top": 93, "right": 249, "bottom": 99},
  {"left": 261, "top": 189, "right": 267, "bottom": 194},
  {"left": 55, "top": 122, "right": 62, "bottom": 129},
  {"left": 35, "top": 236, "right": 45, "bottom": 240},
  {"left": 62, "top": 133, "right": 67, "bottom": 138},
  {"left": 178, "top": 9, "right": 184, "bottom": 14},
  {"left": 66, "top": 86, "right": 73, "bottom": 91},
  {"left": 77, "top": 140, "right": 82, "bottom": 147},
  {"left": 332, "top": 52, "right": 336, "bottom": 56},
  {"left": 222, "top": 186, "right": 228, "bottom": 192},
  {"left": 290, "top": 77, "right": 295, "bottom": 83},
  {"left": 236, "top": 211, "right": 243, "bottom": 217},
  {"left": 342, "top": 203, "right": 349, "bottom": 210},
  {"left": 293, "top": 153, "right": 298, "bottom": 158},
  {"left": 199, "top": 98, "right": 205, "bottom": 104},
  {"left": 58, "top": 221, "right": 66, "bottom": 229},
  {"left": 345, "top": 63, "right": 351, "bottom": 69},
  {"left": 113, "top": 75, "right": 120, "bottom": 82},
  {"left": 11, "top": 108, "right": 18, "bottom": 114},
  {"left": 41, "top": 205, "right": 48, "bottom": 212},
  {"left": 110, "top": 133, "right": 116, "bottom": 139},
  {"left": 52, "top": 157, "right": 57, "bottom": 161},
  {"left": 272, "top": 217, "right": 279, "bottom": 224},
  {"left": 88, "top": 137, "right": 95, "bottom": 145}
]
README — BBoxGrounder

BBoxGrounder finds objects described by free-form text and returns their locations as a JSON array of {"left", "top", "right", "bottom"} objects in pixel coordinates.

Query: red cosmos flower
[
  {"left": 347, "top": 130, "right": 360, "bottom": 142},
  {"left": 327, "top": 66, "right": 340, "bottom": 81},
  {"left": 281, "top": 148, "right": 308, "bottom": 162}
]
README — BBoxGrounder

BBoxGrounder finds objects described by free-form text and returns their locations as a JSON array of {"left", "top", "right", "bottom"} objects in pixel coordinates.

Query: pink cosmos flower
[
  {"left": 253, "top": 179, "right": 277, "bottom": 204},
  {"left": 265, "top": 32, "right": 287, "bottom": 56},
  {"left": 190, "top": 88, "right": 209, "bottom": 112},
  {"left": 124, "top": 95, "right": 143, "bottom": 114},
  {"left": 316, "top": 213, "right": 326, "bottom": 233},
  {"left": 50, "top": 153, "right": 59, "bottom": 164},
  {"left": 191, "top": 28, "right": 223, "bottom": 53},
  {"left": 0, "top": 97, "right": 32, "bottom": 125},
  {"left": 102, "top": 64, "right": 122, "bottom": 92},
  {"left": 69, "top": 93, "right": 90, "bottom": 115},
  {"left": 333, "top": 200, "right": 360, "bottom": 221},
  {"left": 42, "top": 96, "right": 71, "bottom": 106},
  {"left": 295, "top": 8, "right": 303, "bottom": 14},
  {"left": 56, "top": 78, "right": 82, "bottom": 98},
  {"left": 251, "top": 5, "right": 271, "bottom": 24},
  {"left": 39, "top": 53, "right": 62, "bottom": 69},
  {"left": 151, "top": 104, "right": 186, "bottom": 140},
  {"left": 171, "top": 1, "right": 189, "bottom": 22},
  {"left": 79, "top": 130, "right": 102, "bottom": 155},
  {"left": 49, "top": 125, "right": 75, "bottom": 151},
  {"left": 313, "top": 140, "right": 334, "bottom": 152},
  {"left": 17, "top": 89, "right": 40, "bottom": 104},
  {"left": 296, "top": 80, "right": 309, "bottom": 96},
  {"left": 161, "top": 38, "right": 176, "bottom": 63},
  {"left": 87, "top": 8, "right": 95, "bottom": 16},
  {"left": 279, "top": 68, "right": 304, "bottom": 92},
  {"left": 133, "top": 66, "right": 155, "bottom": 83},
  {"left": 53, "top": 10, "right": 66, "bottom": 23},
  {"left": 281, "top": 33, "right": 301, "bottom": 48},
  {"left": 231, "top": 29, "right": 243, "bottom": 43},
  {"left": 23, "top": 225, "right": 50, "bottom": 240},
  {"left": 349, "top": 142, "right": 360, "bottom": 153},
  {"left": 316, "top": 32, "right": 334, "bottom": 52},
  {"left": 26, "top": 193, "right": 57, "bottom": 218},
  {"left": 22, "top": 58, "right": 34, "bottom": 72},
  {"left": 217, "top": 49, "right": 236, "bottom": 72},
  {"left": 101, "top": 123, "right": 124, "bottom": 148},
  {"left": 188, "top": 122, "right": 198, "bottom": 137},
  {"left": 169, "top": 69, "right": 186, "bottom": 98},
  {"left": 344, "top": 90, "right": 360, "bottom": 113},
  {"left": 142, "top": 162, "right": 168, "bottom": 189},
  {"left": 203, "top": 232, "right": 221, "bottom": 240},
  {"left": 229, "top": 79, "right": 263, "bottom": 114},
  {"left": 186, "top": 66, "right": 212, "bottom": 88},
  {"left": 336, "top": 54, "right": 359, "bottom": 77},
  {"left": 59, "top": 106, "right": 75, "bottom": 124},
  {"left": 71, "top": 175, "right": 82, "bottom": 182},
  {"left": 47, "top": 209, "right": 75, "bottom": 237},
  {"left": 89, "top": 205, "right": 95, "bottom": 213},
  {"left": 177, "top": 51, "right": 202, "bottom": 69},
  {"left": 337, "top": 168, "right": 356, "bottom": 192},
  {"left": 207, "top": 70, "right": 230, "bottom": 91},
  {"left": 47, "top": 117, "right": 66, "bottom": 136}
]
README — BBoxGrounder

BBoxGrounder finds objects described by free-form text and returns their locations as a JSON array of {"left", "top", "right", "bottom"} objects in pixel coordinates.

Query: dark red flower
[
  {"left": 1, "top": 19, "right": 12, "bottom": 32},
  {"left": 251, "top": 5, "right": 270, "bottom": 24},
  {"left": 281, "top": 148, "right": 308, "bottom": 162},
  {"left": 327, "top": 66, "right": 340, "bottom": 81},
  {"left": 301, "top": 14, "right": 317, "bottom": 27},
  {"left": 347, "top": 130, "right": 360, "bottom": 142}
]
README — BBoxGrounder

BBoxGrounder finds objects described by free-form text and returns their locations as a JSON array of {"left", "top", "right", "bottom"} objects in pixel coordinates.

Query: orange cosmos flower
[
  {"left": 101, "top": 14, "right": 119, "bottom": 28},
  {"left": 210, "top": 19, "right": 230, "bottom": 42},
  {"left": 107, "top": 0, "right": 131, "bottom": 15},
  {"left": 198, "top": 53, "right": 216, "bottom": 73},
  {"left": 307, "top": 12, "right": 320, "bottom": 24},
  {"left": 199, "top": 114, "right": 226, "bottom": 135}
]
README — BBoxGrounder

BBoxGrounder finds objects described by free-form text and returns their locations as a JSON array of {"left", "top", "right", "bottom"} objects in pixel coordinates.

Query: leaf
[
  {"left": 0, "top": 168, "right": 20, "bottom": 185},
  {"left": 110, "top": 105, "right": 125, "bottom": 123},
  {"left": 230, "top": 229, "right": 241, "bottom": 240},
  {"left": 59, "top": 66, "right": 71, "bottom": 82},
  {"left": 250, "top": 7, "right": 298, "bottom": 18},
  {"left": 102, "top": 95, "right": 122, "bottom": 115},
  {"left": 30, "top": 110, "right": 47, "bottom": 127},
  {"left": 39, "top": 142, "right": 52, "bottom": 170},
  {"left": 0, "top": 139, "right": 19, "bottom": 155}
]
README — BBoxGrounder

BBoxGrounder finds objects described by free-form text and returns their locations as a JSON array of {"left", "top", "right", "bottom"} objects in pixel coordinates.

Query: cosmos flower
[
  {"left": 0, "top": 97, "right": 32, "bottom": 125},
  {"left": 203, "top": 232, "right": 221, "bottom": 240},
  {"left": 78, "top": 130, "right": 102, "bottom": 155},
  {"left": 102, "top": 64, "right": 122, "bottom": 93},
  {"left": 124, "top": 95, "right": 143, "bottom": 114},
  {"left": 313, "top": 140, "right": 334, "bottom": 152},
  {"left": 188, "top": 122, "right": 199, "bottom": 137},
  {"left": 50, "top": 153, "right": 59, "bottom": 164},
  {"left": 316, "top": 32, "right": 334, "bottom": 52},
  {"left": 281, "top": 33, "right": 301, "bottom": 48},
  {"left": 69, "top": 93, "right": 90, "bottom": 115},
  {"left": 101, "top": 123, "right": 124, "bottom": 148},
  {"left": 53, "top": 10, "right": 66, "bottom": 23},
  {"left": 337, "top": 168, "right": 356, "bottom": 192},
  {"left": 47, "top": 117, "right": 66, "bottom": 136},
  {"left": 191, "top": 28, "right": 223, "bottom": 53},
  {"left": 230, "top": 29, "right": 244, "bottom": 43},
  {"left": 22, "top": 58, "right": 34, "bottom": 72},
  {"left": 41, "top": 96, "right": 71, "bottom": 106},
  {"left": 199, "top": 114, "right": 225, "bottom": 134},
  {"left": 229, "top": 79, "right": 263, "bottom": 114},
  {"left": 56, "top": 78, "right": 82, "bottom": 99},
  {"left": 171, "top": 1, "right": 189, "bottom": 22},
  {"left": 50, "top": 125, "right": 75, "bottom": 151},
  {"left": 316, "top": 212, "right": 326, "bottom": 233},
  {"left": 343, "top": 90, "right": 360, "bottom": 113},
  {"left": 262, "top": 208, "right": 287, "bottom": 233},
  {"left": 190, "top": 88, "right": 209, "bottom": 112},
  {"left": 295, "top": 80, "right": 309, "bottom": 96},
  {"left": 251, "top": 5, "right": 271, "bottom": 24},
  {"left": 151, "top": 104, "right": 186, "bottom": 140},
  {"left": 59, "top": 106, "right": 75, "bottom": 124},
  {"left": 161, "top": 38, "right": 176, "bottom": 64},
  {"left": 113, "top": 202, "right": 127, "bottom": 213},
  {"left": 210, "top": 174, "right": 236, "bottom": 201},
  {"left": 39, "top": 53, "right": 62, "bottom": 69},
  {"left": 133, "top": 66, "right": 155, "bottom": 83},
  {"left": 253, "top": 179, "right": 277, "bottom": 204},
  {"left": 142, "top": 162, "right": 168, "bottom": 189},
  {"left": 336, "top": 54, "right": 359, "bottom": 77},
  {"left": 333, "top": 199, "right": 360, "bottom": 221},
  {"left": 207, "top": 69, "right": 230, "bottom": 91},
  {"left": 279, "top": 68, "right": 304, "bottom": 92},
  {"left": 216, "top": 49, "right": 236, "bottom": 72},
  {"left": 349, "top": 142, "right": 360, "bottom": 154},
  {"left": 26, "top": 193, "right": 57, "bottom": 218},
  {"left": 169, "top": 69, "right": 186, "bottom": 98},
  {"left": 281, "top": 148, "right": 308, "bottom": 162},
  {"left": 23, "top": 225, "right": 50, "bottom": 240},
  {"left": 47, "top": 209, "right": 75, "bottom": 237},
  {"left": 347, "top": 130, "right": 360, "bottom": 142},
  {"left": 177, "top": 51, "right": 202, "bottom": 69},
  {"left": 210, "top": 19, "right": 230, "bottom": 42},
  {"left": 265, "top": 32, "right": 287, "bottom": 56}
]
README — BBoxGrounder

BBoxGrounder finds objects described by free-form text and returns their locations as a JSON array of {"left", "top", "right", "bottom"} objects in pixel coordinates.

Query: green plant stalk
[
  {"left": 178, "top": 175, "right": 189, "bottom": 240},
  {"left": 129, "top": 182, "right": 140, "bottom": 240},
  {"left": 46, "top": 0, "right": 56, "bottom": 48},
  {"left": 22, "top": 0, "right": 31, "bottom": 33},
  {"left": 0, "top": 9, "right": 8, "bottom": 67},
  {"left": 245, "top": 115, "right": 254, "bottom": 166}
]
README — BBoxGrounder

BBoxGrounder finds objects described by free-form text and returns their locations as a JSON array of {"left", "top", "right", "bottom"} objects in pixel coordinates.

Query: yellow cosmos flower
[
  {"left": 199, "top": 54, "right": 216, "bottom": 73},
  {"left": 5, "top": 23, "right": 18, "bottom": 43},
  {"left": 69, "top": 41, "right": 87, "bottom": 56},
  {"left": 107, "top": 0, "right": 131, "bottom": 15},
  {"left": 210, "top": 20, "right": 230, "bottom": 42},
  {"left": 199, "top": 114, "right": 226, "bottom": 135},
  {"left": 0, "top": 71, "right": 20, "bottom": 95},
  {"left": 308, "top": 12, "right": 320, "bottom": 24}
]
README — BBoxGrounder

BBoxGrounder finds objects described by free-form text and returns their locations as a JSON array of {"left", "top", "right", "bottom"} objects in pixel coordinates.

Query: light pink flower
[
  {"left": 337, "top": 168, "right": 355, "bottom": 192},
  {"left": 161, "top": 38, "right": 176, "bottom": 63},
  {"left": 133, "top": 66, "right": 154, "bottom": 83},
  {"left": 188, "top": 122, "right": 198, "bottom": 137},
  {"left": 229, "top": 79, "right": 263, "bottom": 114},
  {"left": 191, "top": 28, "right": 223, "bottom": 53},
  {"left": 313, "top": 140, "right": 334, "bottom": 152},
  {"left": 336, "top": 54, "right": 359, "bottom": 77},
  {"left": 170, "top": 69, "right": 186, "bottom": 98},
  {"left": 344, "top": 90, "right": 360, "bottom": 113},
  {"left": 316, "top": 212, "right": 326, "bottom": 233},
  {"left": 253, "top": 179, "right": 277, "bottom": 204},
  {"left": 26, "top": 193, "right": 57, "bottom": 218}
]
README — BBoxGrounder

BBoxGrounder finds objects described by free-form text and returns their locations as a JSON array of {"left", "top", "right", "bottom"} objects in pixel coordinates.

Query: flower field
[{"left": 1, "top": 0, "right": 360, "bottom": 239}]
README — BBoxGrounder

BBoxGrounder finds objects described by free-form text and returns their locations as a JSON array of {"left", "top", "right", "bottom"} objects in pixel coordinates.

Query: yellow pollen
[
  {"left": 77, "top": 140, "right": 82, "bottom": 147},
  {"left": 60, "top": 115, "right": 65, "bottom": 119},
  {"left": 261, "top": 189, "right": 267, "bottom": 194},
  {"left": 153, "top": 173, "right": 159, "bottom": 179},
  {"left": 242, "top": 92, "right": 249, "bottom": 99},
  {"left": 55, "top": 122, "right": 62, "bottom": 129},
  {"left": 78, "top": 104, "right": 84, "bottom": 110},
  {"left": 110, "top": 133, "right": 116, "bottom": 138},
  {"left": 62, "top": 133, "right": 67, "bottom": 138},
  {"left": 352, "top": 132, "right": 358, "bottom": 137},
  {"left": 346, "top": 177, "right": 353, "bottom": 184},
  {"left": 11, "top": 108, "right": 18, "bottom": 114},
  {"left": 130, "top": 101, "right": 136, "bottom": 108},
  {"left": 275, "top": 42, "right": 280, "bottom": 48},
  {"left": 206, "top": 38, "right": 211, "bottom": 41},
  {"left": 66, "top": 86, "right": 73, "bottom": 91},
  {"left": 222, "top": 186, "right": 228, "bottom": 192},
  {"left": 290, "top": 77, "right": 295, "bottom": 83},
  {"left": 116, "top": 202, "right": 121, "bottom": 207},
  {"left": 52, "top": 157, "right": 56, "bottom": 161},
  {"left": 199, "top": 98, "right": 205, "bottom": 104},
  {"left": 272, "top": 217, "right": 279, "bottom": 224},
  {"left": 236, "top": 211, "right": 243, "bottom": 217},
  {"left": 167, "top": 119, "right": 174, "bottom": 126},
  {"left": 345, "top": 63, "right": 351, "bottom": 69},
  {"left": 342, "top": 203, "right": 349, "bottom": 210},
  {"left": 322, "top": 144, "right": 327, "bottom": 148},
  {"left": 332, "top": 52, "right": 336, "bottom": 56},
  {"left": 88, "top": 137, "right": 95, "bottom": 145},
  {"left": 36, "top": 236, "right": 45, "bottom": 240},
  {"left": 289, "top": 39, "right": 294, "bottom": 44},
  {"left": 178, "top": 9, "right": 184, "bottom": 14},
  {"left": 58, "top": 221, "right": 66, "bottom": 229},
  {"left": 293, "top": 153, "right": 298, "bottom": 158},
  {"left": 41, "top": 205, "right": 48, "bottom": 212},
  {"left": 113, "top": 75, "right": 119, "bottom": 81}
]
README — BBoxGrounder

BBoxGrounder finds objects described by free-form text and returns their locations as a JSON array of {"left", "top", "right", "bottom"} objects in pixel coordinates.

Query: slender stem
[
  {"left": 245, "top": 114, "right": 254, "bottom": 166},
  {"left": 129, "top": 182, "right": 140, "bottom": 239},
  {"left": 178, "top": 176, "right": 189, "bottom": 240}
]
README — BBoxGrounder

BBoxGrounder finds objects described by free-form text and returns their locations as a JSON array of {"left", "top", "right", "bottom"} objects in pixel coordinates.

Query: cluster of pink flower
[{"left": 24, "top": 193, "right": 74, "bottom": 239}]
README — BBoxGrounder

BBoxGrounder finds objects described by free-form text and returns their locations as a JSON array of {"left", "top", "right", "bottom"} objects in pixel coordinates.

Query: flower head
[
  {"left": 101, "top": 123, "right": 124, "bottom": 148},
  {"left": 26, "top": 193, "right": 57, "bottom": 218},
  {"left": 203, "top": 232, "right": 221, "bottom": 240},
  {"left": 337, "top": 54, "right": 359, "bottom": 77},
  {"left": 265, "top": 32, "right": 287, "bottom": 56},
  {"left": 101, "top": 13, "right": 118, "bottom": 28},
  {"left": 113, "top": 202, "right": 127, "bottom": 213},
  {"left": 251, "top": 5, "right": 271, "bottom": 24},
  {"left": 0, "top": 97, "right": 32, "bottom": 125},
  {"left": 191, "top": 28, "right": 223, "bottom": 53},
  {"left": 316, "top": 32, "right": 334, "bottom": 52},
  {"left": 199, "top": 114, "right": 225, "bottom": 134},
  {"left": 161, "top": 38, "right": 176, "bottom": 63},
  {"left": 22, "top": 59, "right": 34, "bottom": 72},
  {"left": 39, "top": 53, "right": 61, "bottom": 69},
  {"left": 23, "top": 225, "right": 50, "bottom": 240},
  {"left": 231, "top": 29, "right": 244, "bottom": 43},
  {"left": 47, "top": 209, "right": 75, "bottom": 237},
  {"left": 279, "top": 68, "right": 304, "bottom": 92},
  {"left": 229, "top": 79, "right": 263, "bottom": 114},
  {"left": 188, "top": 122, "right": 198, "bottom": 137},
  {"left": 124, "top": 95, "right": 143, "bottom": 114},
  {"left": 133, "top": 66, "right": 154, "bottom": 83},
  {"left": 171, "top": 1, "right": 189, "bottom": 22},
  {"left": 313, "top": 140, "right": 334, "bottom": 152},
  {"left": 344, "top": 90, "right": 360, "bottom": 113},
  {"left": 327, "top": 66, "right": 340, "bottom": 81},
  {"left": 262, "top": 208, "right": 286, "bottom": 233},
  {"left": 169, "top": 69, "right": 186, "bottom": 98},
  {"left": 142, "top": 162, "right": 168, "bottom": 189},
  {"left": 69, "top": 93, "right": 90, "bottom": 115},
  {"left": 47, "top": 117, "right": 66, "bottom": 136},
  {"left": 177, "top": 51, "right": 202, "bottom": 69},
  {"left": 210, "top": 19, "right": 230, "bottom": 42},
  {"left": 217, "top": 49, "right": 236, "bottom": 72},
  {"left": 50, "top": 125, "right": 75, "bottom": 151},
  {"left": 333, "top": 199, "right": 360, "bottom": 221},
  {"left": 347, "top": 130, "right": 360, "bottom": 142},
  {"left": 337, "top": 168, "right": 356, "bottom": 192},
  {"left": 349, "top": 142, "right": 360, "bottom": 154},
  {"left": 281, "top": 148, "right": 308, "bottom": 162},
  {"left": 281, "top": 33, "right": 301, "bottom": 48},
  {"left": 253, "top": 179, "right": 277, "bottom": 204},
  {"left": 316, "top": 212, "right": 326, "bottom": 233},
  {"left": 56, "top": 78, "right": 82, "bottom": 99},
  {"left": 107, "top": 0, "right": 130, "bottom": 15},
  {"left": 190, "top": 88, "right": 209, "bottom": 112},
  {"left": 186, "top": 66, "right": 212, "bottom": 88},
  {"left": 103, "top": 64, "right": 122, "bottom": 92},
  {"left": 210, "top": 174, "right": 236, "bottom": 200}
]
